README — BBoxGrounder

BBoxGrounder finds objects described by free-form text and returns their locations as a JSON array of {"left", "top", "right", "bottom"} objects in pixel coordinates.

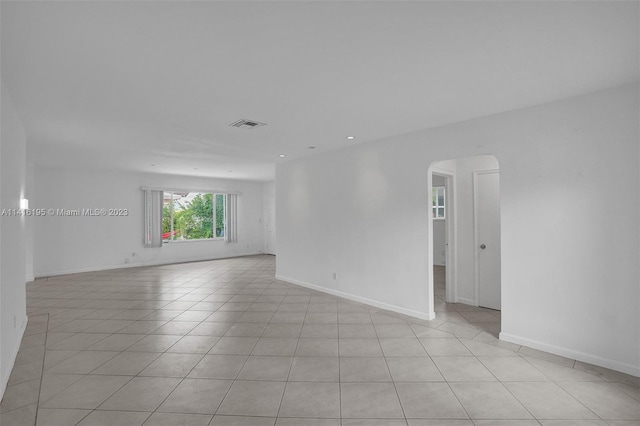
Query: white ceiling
[{"left": 2, "top": 1, "right": 638, "bottom": 181}]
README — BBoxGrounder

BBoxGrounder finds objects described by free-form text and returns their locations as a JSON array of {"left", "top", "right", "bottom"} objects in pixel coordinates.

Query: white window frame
[
  {"left": 163, "top": 191, "right": 226, "bottom": 243},
  {"left": 142, "top": 187, "right": 240, "bottom": 247},
  {"left": 432, "top": 186, "right": 446, "bottom": 220}
]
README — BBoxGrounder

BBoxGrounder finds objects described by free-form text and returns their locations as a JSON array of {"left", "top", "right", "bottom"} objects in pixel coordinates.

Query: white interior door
[{"left": 475, "top": 171, "right": 501, "bottom": 310}]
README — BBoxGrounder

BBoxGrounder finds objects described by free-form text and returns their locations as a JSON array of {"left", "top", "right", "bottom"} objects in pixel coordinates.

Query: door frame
[
  {"left": 431, "top": 166, "right": 457, "bottom": 304},
  {"left": 473, "top": 169, "right": 500, "bottom": 308}
]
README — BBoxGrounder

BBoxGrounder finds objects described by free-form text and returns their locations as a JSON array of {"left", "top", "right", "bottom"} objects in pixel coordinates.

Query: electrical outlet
[
  {"left": 332, "top": 272, "right": 337, "bottom": 280},
  {"left": 124, "top": 258, "right": 130, "bottom": 264}
]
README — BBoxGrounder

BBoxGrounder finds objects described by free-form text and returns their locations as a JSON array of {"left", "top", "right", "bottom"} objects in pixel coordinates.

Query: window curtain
[
  {"left": 225, "top": 193, "right": 238, "bottom": 243},
  {"left": 143, "top": 189, "right": 163, "bottom": 247}
]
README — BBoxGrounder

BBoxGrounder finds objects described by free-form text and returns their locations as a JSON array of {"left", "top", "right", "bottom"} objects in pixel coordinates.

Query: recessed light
[
  {"left": 151, "top": 164, "right": 156, "bottom": 167},
  {"left": 279, "top": 154, "right": 286, "bottom": 158},
  {"left": 346, "top": 136, "right": 355, "bottom": 140},
  {"left": 308, "top": 146, "right": 316, "bottom": 149}
]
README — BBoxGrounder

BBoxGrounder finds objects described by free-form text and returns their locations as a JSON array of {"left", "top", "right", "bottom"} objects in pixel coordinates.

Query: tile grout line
[
  {"left": 44, "top": 267, "right": 232, "bottom": 423},
  {"left": 32, "top": 313, "right": 50, "bottom": 426},
  {"left": 374, "top": 312, "right": 410, "bottom": 426},
  {"left": 144, "top": 273, "right": 277, "bottom": 421},
  {"left": 207, "top": 274, "right": 289, "bottom": 420},
  {"left": 273, "top": 285, "right": 310, "bottom": 420}
]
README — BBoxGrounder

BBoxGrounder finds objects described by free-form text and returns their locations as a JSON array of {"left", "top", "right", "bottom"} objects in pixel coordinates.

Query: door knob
[{"left": 480, "top": 244, "right": 486, "bottom": 249}]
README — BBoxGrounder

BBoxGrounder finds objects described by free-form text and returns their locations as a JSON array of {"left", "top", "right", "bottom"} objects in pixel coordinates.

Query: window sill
[{"left": 163, "top": 238, "right": 225, "bottom": 244}]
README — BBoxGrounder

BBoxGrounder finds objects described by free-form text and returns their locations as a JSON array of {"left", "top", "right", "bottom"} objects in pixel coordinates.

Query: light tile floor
[{"left": 1, "top": 256, "right": 638, "bottom": 425}]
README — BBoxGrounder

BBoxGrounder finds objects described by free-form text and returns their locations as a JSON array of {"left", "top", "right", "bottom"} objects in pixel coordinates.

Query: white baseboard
[
  {"left": 455, "top": 296, "right": 476, "bottom": 306},
  {"left": 275, "top": 274, "right": 434, "bottom": 321},
  {"left": 34, "top": 251, "right": 264, "bottom": 278},
  {"left": 500, "top": 332, "right": 640, "bottom": 378},
  {"left": 0, "top": 315, "right": 28, "bottom": 401}
]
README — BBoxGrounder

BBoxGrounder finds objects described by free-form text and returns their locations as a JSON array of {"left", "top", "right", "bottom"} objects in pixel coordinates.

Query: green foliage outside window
[{"left": 163, "top": 192, "right": 225, "bottom": 241}]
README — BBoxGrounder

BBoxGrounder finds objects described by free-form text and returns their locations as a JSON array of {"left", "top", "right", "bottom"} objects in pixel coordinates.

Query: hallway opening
[{"left": 429, "top": 155, "right": 501, "bottom": 336}]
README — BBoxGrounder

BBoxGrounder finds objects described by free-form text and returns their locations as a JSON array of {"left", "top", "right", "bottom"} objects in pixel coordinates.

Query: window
[
  {"left": 432, "top": 186, "right": 445, "bottom": 219},
  {"left": 163, "top": 192, "right": 226, "bottom": 242},
  {"left": 143, "top": 188, "right": 238, "bottom": 247}
]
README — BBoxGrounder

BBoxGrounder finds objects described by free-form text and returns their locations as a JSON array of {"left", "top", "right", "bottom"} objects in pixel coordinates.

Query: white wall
[
  {"left": 276, "top": 83, "right": 639, "bottom": 376},
  {"left": 25, "top": 163, "right": 34, "bottom": 282},
  {"left": 263, "top": 181, "right": 276, "bottom": 255},
  {"left": 33, "top": 167, "right": 266, "bottom": 276},
  {"left": 0, "top": 83, "right": 28, "bottom": 399}
]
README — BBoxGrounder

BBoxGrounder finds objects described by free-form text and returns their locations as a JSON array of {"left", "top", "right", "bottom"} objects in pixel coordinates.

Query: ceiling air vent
[{"left": 229, "top": 119, "right": 267, "bottom": 129}]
